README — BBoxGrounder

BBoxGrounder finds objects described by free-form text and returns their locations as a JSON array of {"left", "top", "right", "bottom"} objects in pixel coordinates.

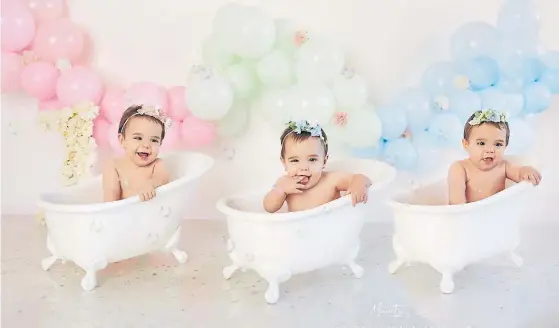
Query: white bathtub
[
  {"left": 38, "top": 152, "right": 214, "bottom": 291},
  {"left": 216, "top": 159, "right": 397, "bottom": 304},
  {"left": 386, "top": 171, "right": 540, "bottom": 294}
]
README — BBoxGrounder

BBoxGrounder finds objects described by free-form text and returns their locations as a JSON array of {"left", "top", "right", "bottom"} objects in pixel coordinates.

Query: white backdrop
[{"left": 2, "top": 0, "right": 558, "bottom": 221}]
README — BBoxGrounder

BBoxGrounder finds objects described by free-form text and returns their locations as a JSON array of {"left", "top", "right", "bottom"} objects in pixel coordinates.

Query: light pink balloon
[
  {"left": 33, "top": 18, "right": 84, "bottom": 63},
  {"left": 167, "top": 86, "right": 191, "bottom": 120},
  {"left": 107, "top": 123, "right": 124, "bottom": 155},
  {"left": 160, "top": 120, "right": 182, "bottom": 152},
  {"left": 38, "top": 98, "right": 63, "bottom": 111},
  {"left": 20, "top": 61, "right": 59, "bottom": 100},
  {"left": 25, "top": 0, "right": 66, "bottom": 23},
  {"left": 1, "top": 1, "right": 36, "bottom": 52},
  {"left": 125, "top": 82, "right": 168, "bottom": 113},
  {"left": 93, "top": 117, "right": 111, "bottom": 147},
  {"left": 1, "top": 52, "right": 23, "bottom": 92},
  {"left": 181, "top": 116, "right": 217, "bottom": 149},
  {"left": 56, "top": 66, "right": 104, "bottom": 106},
  {"left": 100, "top": 87, "right": 125, "bottom": 123}
]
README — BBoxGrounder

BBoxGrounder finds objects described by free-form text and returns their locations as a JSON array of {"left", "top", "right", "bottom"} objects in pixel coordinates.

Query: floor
[{"left": 2, "top": 216, "right": 558, "bottom": 328}]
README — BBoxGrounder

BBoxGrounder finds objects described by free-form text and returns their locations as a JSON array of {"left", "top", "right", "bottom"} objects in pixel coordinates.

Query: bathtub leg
[
  {"left": 388, "top": 235, "right": 408, "bottom": 274},
  {"left": 164, "top": 227, "right": 188, "bottom": 264},
  {"left": 80, "top": 258, "right": 108, "bottom": 291},
  {"left": 388, "top": 259, "right": 405, "bottom": 274},
  {"left": 260, "top": 269, "right": 291, "bottom": 304},
  {"left": 346, "top": 244, "right": 364, "bottom": 278},
  {"left": 439, "top": 272, "right": 455, "bottom": 294},
  {"left": 41, "top": 234, "right": 58, "bottom": 271},
  {"left": 223, "top": 265, "right": 239, "bottom": 280},
  {"left": 509, "top": 251, "right": 523, "bottom": 267}
]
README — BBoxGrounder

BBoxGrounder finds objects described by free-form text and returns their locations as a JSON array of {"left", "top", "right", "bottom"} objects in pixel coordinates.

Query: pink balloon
[
  {"left": 100, "top": 87, "right": 125, "bottom": 123},
  {"left": 93, "top": 117, "right": 111, "bottom": 147},
  {"left": 160, "top": 120, "right": 182, "bottom": 152},
  {"left": 181, "top": 116, "right": 217, "bottom": 149},
  {"left": 56, "top": 66, "right": 104, "bottom": 106},
  {"left": 33, "top": 18, "right": 84, "bottom": 63},
  {"left": 25, "top": 0, "right": 66, "bottom": 23},
  {"left": 125, "top": 82, "right": 168, "bottom": 113},
  {"left": 167, "top": 86, "right": 191, "bottom": 120},
  {"left": 1, "top": 52, "right": 23, "bottom": 93},
  {"left": 38, "top": 98, "right": 63, "bottom": 111},
  {"left": 107, "top": 123, "right": 123, "bottom": 155},
  {"left": 20, "top": 61, "right": 59, "bottom": 100},
  {"left": 1, "top": 1, "right": 36, "bottom": 52}
]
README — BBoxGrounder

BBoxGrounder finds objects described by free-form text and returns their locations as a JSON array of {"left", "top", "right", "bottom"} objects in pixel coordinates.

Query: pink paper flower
[
  {"left": 334, "top": 112, "right": 348, "bottom": 126},
  {"left": 402, "top": 128, "right": 411, "bottom": 138},
  {"left": 294, "top": 30, "right": 309, "bottom": 47}
]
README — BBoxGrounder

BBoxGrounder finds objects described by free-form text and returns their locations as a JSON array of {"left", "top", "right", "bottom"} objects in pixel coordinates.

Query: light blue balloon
[
  {"left": 427, "top": 113, "right": 463, "bottom": 147},
  {"left": 506, "top": 117, "right": 534, "bottom": 155},
  {"left": 450, "top": 22, "right": 500, "bottom": 60},
  {"left": 421, "top": 62, "right": 457, "bottom": 96},
  {"left": 351, "top": 140, "right": 385, "bottom": 159},
  {"left": 497, "top": 0, "right": 540, "bottom": 37},
  {"left": 382, "top": 138, "right": 418, "bottom": 170},
  {"left": 523, "top": 82, "right": 552, "bottom": 114},
  {"left": 412, "top": 130, "right": 439, "bottom": 152},
  {"left": 541, "top": 50, "right": 559, "bottom": 69},
  {"left": 539, "top": 68, "right": 559, "bottom": 94},
  {"left": 412, "top": 130, "right": 443, "bottom": 172},
  {"left": 448, "top": 89, "right": 482, "bottom": 122},
  {"left": 500, "top": 56, "right": 543, "bottom": 83},
  {"left": 456, "top": 56, "right": 500, "bottom": 90},
  {"left": 495, "top": 76, "right": 525, "bottom": 93},
  {"left": 392, "top": 88, "right": 434, "bottom": 134},
  {"left": 376, "top": 106, "right": 407, "bottom": 140},
  {"left": 479, "top": 88, "right": 507, "bottom": 110}
]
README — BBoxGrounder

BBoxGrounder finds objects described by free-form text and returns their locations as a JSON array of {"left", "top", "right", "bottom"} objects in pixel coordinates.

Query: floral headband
[
  {"left": 120, "top": 105, "right": 172, "bottom": 133},
  {"left": 468, "top": 109, "right": 508, "bottom": 126},
  {"left": 282, "top": 120, "right": 327, "bottom": 144}
]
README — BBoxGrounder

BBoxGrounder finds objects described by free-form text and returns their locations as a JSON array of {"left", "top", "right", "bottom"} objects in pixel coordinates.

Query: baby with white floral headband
[
  {"left": 448, "top": 109, "right": 542, "bottom": 205},
  {"left": 102, "top": 105, "right": 173, "bottom": 202},
  {"left": 263, "top": 120, "right": 372, "bottom": 213}
]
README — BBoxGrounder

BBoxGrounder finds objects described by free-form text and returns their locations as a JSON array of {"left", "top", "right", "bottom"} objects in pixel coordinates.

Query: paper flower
[
  {"left": 334, "top": 112, "right": 348, "bottom": 126},
  {"left": 468, "top": 109, "right": 509, "bottom": 126}
]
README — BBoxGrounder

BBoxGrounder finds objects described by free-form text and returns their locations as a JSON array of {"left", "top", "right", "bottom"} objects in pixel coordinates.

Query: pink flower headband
[{"left": 119, "top": 105, "right": 172, "bottom": 133}]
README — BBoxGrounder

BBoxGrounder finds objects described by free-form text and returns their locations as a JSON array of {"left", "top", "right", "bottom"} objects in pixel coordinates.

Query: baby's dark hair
[
  {"left": 280, "top": 125, "right": 329, "bottom": 158},
  {"left": 463, "top": 111, "right": 510, "bottom": 145},
  {"left": 118, "top": 105, "right": 166, "bottom": 140}
]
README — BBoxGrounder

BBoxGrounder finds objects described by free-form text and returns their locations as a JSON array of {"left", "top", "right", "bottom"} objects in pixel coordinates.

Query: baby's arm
[
  {"left": 102, "top": 160, "right": 122, "bottom": 202},
  {"left": 448, "top": 162, "right": 467, "bottom": 205},
  {"left": 263, "top": 187, "right": 287, "bottom": 213},
  {"left": 151, "top": 159, "right": 171, "bottom": 188},
  {"left": 505, "top": 161, "right": 542, "bottom": 185},
  {"left": 334, "top": 172, "right": 372, "bottom": 205}
]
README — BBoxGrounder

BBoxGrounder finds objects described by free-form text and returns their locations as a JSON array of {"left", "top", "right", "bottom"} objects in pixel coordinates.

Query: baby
[
  {"left": 263, "top": 120, "right": 372, "bottom": 213},
  {"left": 448, "top": 109, "right": 542, "bottom": 205},
  {"left": 102, "top": 105, "right": 173, "bottom": 202}
]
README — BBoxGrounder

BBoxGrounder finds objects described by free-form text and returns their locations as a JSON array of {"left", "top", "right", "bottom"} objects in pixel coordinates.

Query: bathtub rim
[
  {"left": 216, "top": 159, "right": 397, "bottom": 221},
  {"left": 37, "top": 151, "right": 215, "bottom": 213}
]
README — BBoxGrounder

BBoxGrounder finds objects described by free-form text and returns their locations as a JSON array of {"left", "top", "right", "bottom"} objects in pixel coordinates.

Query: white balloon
[
  {"left": 342, "top": 105, "right": 383, "bottom": 148},
  {"left": 256, "top": 50, "right": 293, "bottom": 86},
  {"left": 223, "top": 62, "right": 257, "bottom": 99},
  {"left": 259, "top": 88, "right": 293, "bottom": 127},
  {"left": 186, "top": 73, "right": 233, "bottom": 121},
  {"left": 229, "top": 6, "right": 276, "bottom": 59},
  {"left": 202, "top": 34, "right": 237, "bottom": 70},
  {"left": 217, "top": 101, "right": 249, "bottom": 138},
  {"left": 331, "top": 73, "right": 369, "bottom": 110},
  {"left": 286, "top": 84, "right": 336, "bottom": 125},
  {"left": 295, "top": 39, "right": 345, "bottom": 84},
  {"left": 211, "top": 3, "right": 246, "bottom": 52}
]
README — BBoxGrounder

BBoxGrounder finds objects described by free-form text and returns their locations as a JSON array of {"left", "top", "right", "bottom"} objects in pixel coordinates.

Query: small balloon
[
  {"left": 539, "top": 68, "right": 559, "bottom": 94},
  {"left": 428, "top": 113, "right": 463, "bottom": 147},
  {"left": 448, "top": 89, "right": 482, "bottom": 122},
  {"left": 341, "top": 105, "right": 383, "bottom": 148},
  {"left": 186, "top": 69, "right": 233, "bottom": 121},
  {"left": 217, "top": 101, "right": 249, "bottom": 138},
  {"left": 331, "top": 73, "right": 369, "bottom": 110},
  {"left": 223, "top": 61, "right": 257, "bottom": 99},
  {"left": 376, "top": 106, "right": 407, "bottom": 140},
  {"left": 392, "top": 88, "right": 434, "bottom": 134},
  {"left": 450, "top": 21, "right": 500, "bottom": 60},
  {"left": 256, "top": 49, "right": 293, "bottom": 87},
  {"left": 523, "top": 82, "right": 552, "bottom": 114},
  {"left": 382, "top": 138, "right": 418, "bottom": 170},
  {"left": 421, "top": 61, "right": 457, "bottom": 96},
  {"left": 456, "top": 56, "right": 499, "bottom": 90},
  {"left": 295, "top": 39, "right": 345, "bottom": 84}
]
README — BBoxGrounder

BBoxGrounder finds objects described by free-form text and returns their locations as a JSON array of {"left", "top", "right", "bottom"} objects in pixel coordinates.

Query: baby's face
[
  {"left": 119, "top": 117, "right": 163, "bottom": 167},
  {"left": 281, "top": 136, "right": 327, "bottom": 190},
  {"left": 463, "top": 123, "right": 507, "bottom": 171}
]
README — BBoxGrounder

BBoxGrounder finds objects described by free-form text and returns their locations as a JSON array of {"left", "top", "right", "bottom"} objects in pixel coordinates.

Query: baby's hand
[
  {"left": 137, "top": 180, "right": 156, "bottom": 202},
  {"left": 348, "top": 178, "right": 370, "bottom": 206},
  {"left": 274, "top": 175, "right": 305, "bottom": 195},
  {"left": 519, "top": 166, "right": 542, "bottom": 185}
]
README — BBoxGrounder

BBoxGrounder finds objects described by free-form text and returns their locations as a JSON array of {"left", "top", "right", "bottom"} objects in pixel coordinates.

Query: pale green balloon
[
  {"left": 223, "top": 62, "right": 257, "bottom": 99},
  {"left": 342, "top": 104, "right": 383, "bottom": 148},
  {"left": 274, "top": 19, "right": 298, "bottom": 54},
  {"left": 295, "top": 39, "right": 345, "bottom": 84},
  {"left": 285, "top": 84, "right": 336, "bottom": 125},
  {"left": 217, "top": 101, "right": 249, "bottom": 138},
  {"left": 258, "top": 88, "right": 293, "bottom": 128},
  {"left": 331, "top": 73, "right": 369, "bottom": 110},
  {"left": 202, "top": 34, "right": 237, "bottom": 70},
  {"left": 256, "top": 50, "right": 293, "bottom": 86},
  {"left": 224, "top": 6, "right": 276, "bottom": 59}
]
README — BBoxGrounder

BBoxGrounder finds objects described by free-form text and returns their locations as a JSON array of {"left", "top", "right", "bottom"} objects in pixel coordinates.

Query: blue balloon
[
  {"left": 478, "top": 87, "right": 523, "bottom": 117},
  {"left": 523, "top": 82, "right": 552, "bottom": 114},
  {"left": 427, "top": 113, "right": 463, "bottom": 147},
  {"left": 456, "top": 56, "right": 500, "bottom": 90},
  {"left": 448, "top": 89, "right": 482, "bottom": 122},
  {"left": 541, "top": 50, "right": 559, "bottom": 69},
  {"left": 497, "top": 0, "right": 540, "bottom": 37},
  {"left": 382, "top": 138, "right": 418, "bottom": 170},
  {"left": 412, "top": 130, "right": 439, "bottom": 154},
  {"left": 351, "top": 141, "right": 385, "bottom": 159},
  {"left": 506, "top": 117, "right": 534, "bottom": 155},
  {"left": 450, "top": 22, "right": 500, "bottom": 60},
  {"left": 392, "top": 88, "right": 434, "bottom": 134},
  {"left": 495, "top": 76, "right": 525, "bottom": 93},
  {"left": 500, "top": 56, "right": 543, "bottom": 83},
  {"left": 376, "top": 106, "right": 407, "bottom": 140},
  {"left": 421, "top": 62, "right": 457, "bottom": 96},
  {"left": 539, "top": 68, "right": 559, "bottom": 93}
]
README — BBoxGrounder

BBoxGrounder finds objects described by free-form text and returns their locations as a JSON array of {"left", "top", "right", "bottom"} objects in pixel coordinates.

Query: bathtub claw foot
[
  {"left": 41, "top": 256, "right": 57, "bottom": 271},
  {"left": 509, "top": 252, "right": 523, "bottom": 267},
  {"left": 388, "top": 259, "right": 405, "bottom": 274},
  {"left": 223, "top": 264, "right": 239, "bottom": 280},
  {"left": 81, "top": 271, "right": 97, "bottom": 291},
  {"left": 264, "top": 282, "right": 280, "bottom": 304},
  {"left": 172, "top": 249, "right": 188, "bottom": 264},
  {"left": 440, "top": 273, "right": 455, "bottom": 294},
  {"left": 348, "top": 261, "right": 364, "bottom": 278}
]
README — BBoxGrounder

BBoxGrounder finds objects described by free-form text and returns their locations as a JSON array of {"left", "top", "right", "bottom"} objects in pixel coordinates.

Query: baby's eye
[
  {"left": 134, "top": 136, "right": 142, "bottom": 141},
  {"left": 496, "top": 142, "right": 504, "bottom": 147},
  {"left": 309, "top": 158, "right": 318, "bottom": 162},
  {"left": 151, "top": 139, "right": 160, "bottom": 144},
  {"left": 477, "top": 141, "right": 485, "bottom": 146},
  {"left": 290, "top": 159, "right": 299, "bottom": 163}
]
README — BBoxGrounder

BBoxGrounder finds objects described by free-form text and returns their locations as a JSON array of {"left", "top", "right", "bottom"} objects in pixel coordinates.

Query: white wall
[{"left": 2, "top": 0, "right": 558, "bottom": 221}]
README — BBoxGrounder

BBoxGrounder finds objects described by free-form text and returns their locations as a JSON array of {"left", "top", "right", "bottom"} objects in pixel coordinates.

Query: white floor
[{"left": 2, "top": 216, "right": 558, "bottom": 328}]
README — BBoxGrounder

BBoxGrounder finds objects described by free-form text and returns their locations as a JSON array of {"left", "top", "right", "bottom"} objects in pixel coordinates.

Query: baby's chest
[
  {"left": 466, "top": 170, "right": 505, "bottom": 192},
  {"left": 119, "top": 169, "right": 153, "bottom": 189},
  {"left": 287, "top": 186, "right": 339, "bottom": 211}
]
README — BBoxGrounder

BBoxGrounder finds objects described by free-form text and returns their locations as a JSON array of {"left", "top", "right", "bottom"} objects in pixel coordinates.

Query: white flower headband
[
  {"left": 468, "top": 109, "right": 508, "bottom": 126},
  {"left": 282, "top": 120, "right": 327, "bottom": 145},
  {"left": 120, "top": 105, "right": 172, "bottom": 133}
]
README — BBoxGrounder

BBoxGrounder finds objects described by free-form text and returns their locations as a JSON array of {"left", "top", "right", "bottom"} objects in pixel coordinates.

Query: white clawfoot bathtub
[
  {"left": 216, "top": 159, "right": 396, "bottom": 304},
  {"left": 387, "top": 175, "right": 539, "bottom": 294},
  {"left": 38, "top": 152, "right": 214, "bottom": 291}
]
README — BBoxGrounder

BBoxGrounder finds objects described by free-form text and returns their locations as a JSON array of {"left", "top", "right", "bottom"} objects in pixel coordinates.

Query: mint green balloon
[
  {"left": 217, "top": 101, "right": 249, "bottom": 138},
  {"left": 223, "top": 62, "right": 257, "bottom": 99},
  {"left": 202, "top": 34, "right": 237, "bottom": 70},
  {"left": 274, "top": 19, "right": 298, "bottom": 54},
  {"left": 256, "top": 50, "right": 293, "bottom": 86},
  {"left": 342, "top": 105, "right": 383, "bottom": 148}
]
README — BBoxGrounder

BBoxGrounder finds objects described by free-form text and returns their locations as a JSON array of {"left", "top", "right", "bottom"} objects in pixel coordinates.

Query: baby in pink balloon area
[{"left": 102, "top": 105, "right": 173, "bottom": 202}]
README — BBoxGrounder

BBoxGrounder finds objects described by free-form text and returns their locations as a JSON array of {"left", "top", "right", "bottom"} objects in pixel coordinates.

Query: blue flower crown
[
  {"left": 283, "top": 120, "right": 327, "bottom": 144},
  {"left": 468, "top": 109, "right": 508, "bottom": 126}
]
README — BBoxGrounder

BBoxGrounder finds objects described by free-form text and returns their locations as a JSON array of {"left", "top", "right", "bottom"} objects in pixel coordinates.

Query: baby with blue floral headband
[
  {"left": 263, "top": 120, "right": 372, "bottom": 213},
  {"left": 447, "top": 109, "right": 541, "bottom": 205}
]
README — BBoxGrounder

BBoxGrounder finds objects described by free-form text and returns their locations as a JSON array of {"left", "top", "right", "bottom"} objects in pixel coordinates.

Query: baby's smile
[{"left": 136, "top": 151, "right": 151, "bottom": 160}]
